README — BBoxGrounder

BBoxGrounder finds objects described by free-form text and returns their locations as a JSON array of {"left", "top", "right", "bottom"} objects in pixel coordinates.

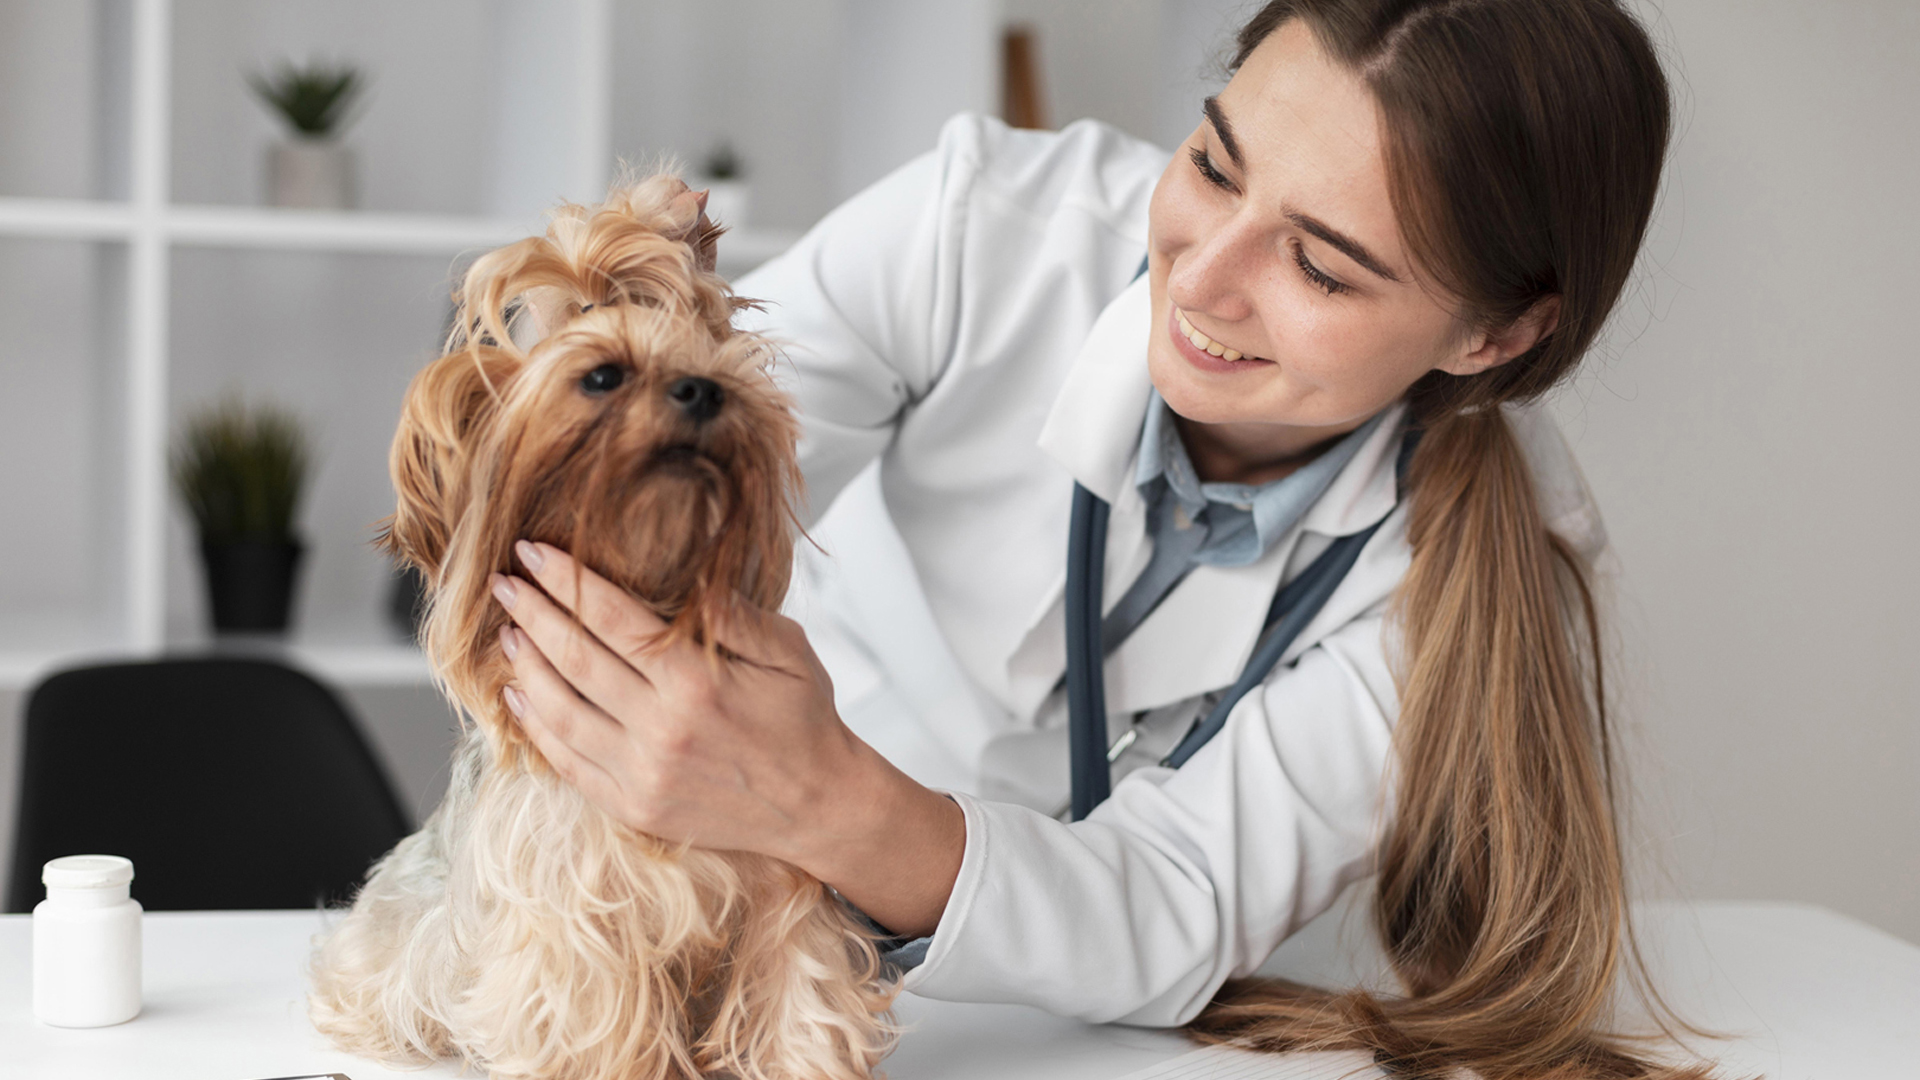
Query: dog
[{"left": 308, "top": 175, "right": 897, "bottom": 1080}]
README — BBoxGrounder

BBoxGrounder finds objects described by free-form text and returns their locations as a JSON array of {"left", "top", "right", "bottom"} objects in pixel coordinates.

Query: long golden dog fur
[{"left": 308, "top": 175, "right": 898, "bottom": 1080}]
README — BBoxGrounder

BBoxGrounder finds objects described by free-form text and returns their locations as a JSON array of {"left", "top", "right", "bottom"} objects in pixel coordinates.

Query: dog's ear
[{"left": 379, "top": 346, "right": 517, "bottom": 579}]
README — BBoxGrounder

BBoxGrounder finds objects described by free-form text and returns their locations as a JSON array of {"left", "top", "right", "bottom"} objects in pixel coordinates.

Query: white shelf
[
  {"left": 0, "top": 197, "right": 136, "bottom": 241},
  {"left": 165, "top": 204, "right": 531, "bottom": 254},
  {"left": 0, "top": 196, "right": 800, "bottom": 266},
  {"left": 0, "top": 637, "right": 432, "bottom": 692}
]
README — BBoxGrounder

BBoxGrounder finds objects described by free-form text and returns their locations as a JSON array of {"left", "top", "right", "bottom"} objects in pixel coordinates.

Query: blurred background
[{"left": 0, "top": 0, "right": 1913, "bottom": 942}]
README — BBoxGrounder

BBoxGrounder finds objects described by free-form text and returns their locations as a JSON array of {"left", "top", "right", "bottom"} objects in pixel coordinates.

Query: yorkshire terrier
[{"left": 308, "top": 175, "right": 897, "bottom": 1080}]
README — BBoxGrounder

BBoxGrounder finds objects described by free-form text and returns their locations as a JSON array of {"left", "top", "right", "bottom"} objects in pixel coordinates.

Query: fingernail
[
  {"left": 502, "top": 684, "right": 528, "bottom": 718},
  {"left": 515, "top": 540, "right": 545, "bottom": 572},
  {"left": 491, "top": 574, "right": 517, "bottom": 610},
  {"left": 499, "top": 624, "right": 519, "bottom": 660}
]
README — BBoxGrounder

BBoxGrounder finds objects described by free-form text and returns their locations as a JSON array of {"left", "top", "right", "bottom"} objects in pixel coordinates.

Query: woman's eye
[
  {"left": 1290, "top": 240, "right": 1350, "bottom": 297},
  {"left": 579, "top": 364, "right": 627, "bottom": 395},
  {"left": 1189, "top": 145, "right": 1232, "bottom": 191}
]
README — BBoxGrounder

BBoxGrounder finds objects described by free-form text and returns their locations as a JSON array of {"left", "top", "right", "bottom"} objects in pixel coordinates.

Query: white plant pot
[
  {"left": 701, "top": 179, "right": 751, "bottom": 230},
  {"left": 266, "top": 139, "right": 357, "bottom": 210}
]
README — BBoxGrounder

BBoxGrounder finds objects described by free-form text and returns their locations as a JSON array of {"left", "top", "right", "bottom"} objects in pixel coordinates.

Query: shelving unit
[{"left": 0, "top": 0, "right": 802, "bottom": 690}]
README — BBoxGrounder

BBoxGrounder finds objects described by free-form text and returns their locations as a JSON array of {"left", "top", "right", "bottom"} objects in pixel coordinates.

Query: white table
[{"left": 2, "top": 901, "right": 1916, "bottom": 1079}]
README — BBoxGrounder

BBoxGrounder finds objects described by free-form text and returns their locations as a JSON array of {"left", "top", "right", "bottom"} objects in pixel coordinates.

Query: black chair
[{"left": 6, "top": 656, "right": 411, "bottom": 913}]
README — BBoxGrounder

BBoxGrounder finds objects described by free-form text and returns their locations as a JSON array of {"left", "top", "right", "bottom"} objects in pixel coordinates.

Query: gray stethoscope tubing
[{"left": 1064, "top": 433, "right": 1419, "bottom": 823}]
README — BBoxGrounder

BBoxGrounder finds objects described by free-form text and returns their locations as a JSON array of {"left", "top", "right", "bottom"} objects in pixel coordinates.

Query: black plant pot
[{"left": 200, "top": 538, "right": 305, "bottom": 633}]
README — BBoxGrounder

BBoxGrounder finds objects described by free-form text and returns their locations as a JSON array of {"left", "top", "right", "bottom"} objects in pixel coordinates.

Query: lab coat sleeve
[
  {"left": 901, "top": 606, "right": 1400, "bottom": 1026},
  {"left": 732, "top": 120, "right": 987, "bottom": 526}
]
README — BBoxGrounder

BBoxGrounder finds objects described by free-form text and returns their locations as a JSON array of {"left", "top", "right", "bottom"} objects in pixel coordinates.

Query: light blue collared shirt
[{"left": 1097, "top": 392, "right": 1386, "bottom": 649}]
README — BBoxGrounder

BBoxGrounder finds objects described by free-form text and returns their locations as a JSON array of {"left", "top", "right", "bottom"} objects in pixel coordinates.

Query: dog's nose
[{"left": 667, "top": 376, "right": 724, "bottom": 423}]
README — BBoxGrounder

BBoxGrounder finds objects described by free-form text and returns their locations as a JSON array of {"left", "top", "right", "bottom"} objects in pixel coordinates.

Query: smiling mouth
[{"left": 1173, "top": 307, "right": 1264, "bottom": 363}]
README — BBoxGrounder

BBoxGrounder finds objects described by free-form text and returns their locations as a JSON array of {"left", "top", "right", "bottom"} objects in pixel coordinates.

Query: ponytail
[{"left": 1189, "top": 406, "right": 1706, "bottom": 1079}]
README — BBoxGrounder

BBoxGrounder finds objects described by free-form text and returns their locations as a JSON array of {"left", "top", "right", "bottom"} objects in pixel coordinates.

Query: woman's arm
[
  {"left": 496, "top": 535, "right": 1405, "bottom": 1025},
  {"left": 494, "top": 541, "right": 965, "bottom": 936},
  {"left": 908, "top": 607, "right": 1398, "bottom": 1024}
]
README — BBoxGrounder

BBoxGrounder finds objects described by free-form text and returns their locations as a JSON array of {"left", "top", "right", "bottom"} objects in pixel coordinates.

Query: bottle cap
[{"left": 42, "top": 855, "right": 135, "bottom": 889}]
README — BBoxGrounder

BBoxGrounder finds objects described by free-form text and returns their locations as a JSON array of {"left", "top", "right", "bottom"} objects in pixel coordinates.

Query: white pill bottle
[{"left": 33, "top": 854, "right": 142, "bottom": 1027}]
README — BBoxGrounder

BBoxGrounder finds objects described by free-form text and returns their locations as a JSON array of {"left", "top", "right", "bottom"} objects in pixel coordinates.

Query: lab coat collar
[
  {"left": 1035, "top": 274, "right": 1157, "bottom": 504},
  {"left": 1035, "top": 274, "right": 1406, "bottom": 540}
]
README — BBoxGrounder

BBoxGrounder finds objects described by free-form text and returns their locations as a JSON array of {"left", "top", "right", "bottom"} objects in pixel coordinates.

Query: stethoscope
[{"left": 1062, "top": 263, "right": 1419, "bottom": 820}]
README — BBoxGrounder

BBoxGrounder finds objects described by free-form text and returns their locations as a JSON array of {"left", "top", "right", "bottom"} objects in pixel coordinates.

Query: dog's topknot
[{"left": 455, "top": 173, "right": 738, "bottom": 365}]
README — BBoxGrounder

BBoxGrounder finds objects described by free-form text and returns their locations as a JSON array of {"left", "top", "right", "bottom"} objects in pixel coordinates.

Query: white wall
[
  {"left": 1549, "top": 0, "right": 1920, "bottom": 940},
  {"left": 169, "top": 0, "right": 501, "bottom": 215},
  {"left": 609, "top": 0, "right": 997, "bottom": 229},
  {"left": 1001, "top": 0, "right": 1251, "bottom": 146}
]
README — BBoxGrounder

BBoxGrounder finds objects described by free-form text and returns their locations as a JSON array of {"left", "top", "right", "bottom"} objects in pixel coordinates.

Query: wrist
[{"left": 790, "top": 736, "right": 965, "bottom": 939}]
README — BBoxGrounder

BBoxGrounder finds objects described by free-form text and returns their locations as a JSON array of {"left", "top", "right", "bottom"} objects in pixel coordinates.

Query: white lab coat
[{"left": 735, "top": 114, "right": 1608, "bottom": 1027}]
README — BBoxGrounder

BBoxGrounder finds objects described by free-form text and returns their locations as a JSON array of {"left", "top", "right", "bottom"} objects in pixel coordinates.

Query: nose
[
  {"left": 667, "top": 376, "right": 725, "bottom": 423},
  {"left": 1166, "top": 220, "right": 1259, "bottom": 325}
]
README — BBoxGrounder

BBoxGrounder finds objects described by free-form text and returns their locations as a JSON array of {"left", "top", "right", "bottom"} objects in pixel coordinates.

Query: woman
[{"left": 491, "top": 1, "right": 1700, "bottom": 1076}]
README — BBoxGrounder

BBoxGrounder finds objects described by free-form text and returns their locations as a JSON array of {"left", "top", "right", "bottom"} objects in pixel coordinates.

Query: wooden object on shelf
[{"left": 1002, "top": 24, "right": 1049, "bottom": 131}]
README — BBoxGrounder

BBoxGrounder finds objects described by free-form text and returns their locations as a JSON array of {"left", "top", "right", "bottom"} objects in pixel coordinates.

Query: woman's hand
[{"left": 491, "top": 539, "right": 964, "bottom": 938}]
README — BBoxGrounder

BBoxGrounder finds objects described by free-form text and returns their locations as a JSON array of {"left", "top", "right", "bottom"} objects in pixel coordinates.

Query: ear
[
  {"left": 378, "top": 346, "right": 518, "bottom": 578},
  {"left": 1436, "top": 295, "right": 1562, "bottom": 377}
]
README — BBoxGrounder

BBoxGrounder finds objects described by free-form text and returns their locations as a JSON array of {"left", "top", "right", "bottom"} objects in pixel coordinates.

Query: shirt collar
[{"left": 1134, "top": 389, "right": 1388, "bottom": 565}]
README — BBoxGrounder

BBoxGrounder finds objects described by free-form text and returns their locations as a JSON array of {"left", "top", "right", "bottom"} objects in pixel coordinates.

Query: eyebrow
[
  {"left": 1201, "top": 96, "right": 1243, "bottom": 169},
  {"left": 1285, "top": 210, "right": 1403, "bottom": 284},
  {"left": 1201, "top": 96, "right": 1403, "bottom": 286}
]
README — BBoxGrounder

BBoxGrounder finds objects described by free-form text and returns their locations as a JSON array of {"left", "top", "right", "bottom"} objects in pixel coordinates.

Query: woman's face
[{"left": 1146, "top": 20, "right": 1499, "bottom": 453}]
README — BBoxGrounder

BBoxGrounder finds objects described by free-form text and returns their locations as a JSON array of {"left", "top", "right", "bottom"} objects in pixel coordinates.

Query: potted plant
[
  {"left": 248, "top": 59, "right": 366, "bottom": 210},
  {"left": 171, "top": 399, "right": 312, "bottom": 633},
  {"left": 699, "top": 140, "right": 751, "bottom": 229}
]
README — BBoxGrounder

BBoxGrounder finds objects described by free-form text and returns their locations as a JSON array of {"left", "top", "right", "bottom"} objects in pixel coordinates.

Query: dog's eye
[{"left": 579, "top": 364, "right": 627, "bottom": 395}]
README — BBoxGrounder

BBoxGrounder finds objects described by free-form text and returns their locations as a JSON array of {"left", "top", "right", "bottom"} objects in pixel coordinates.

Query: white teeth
[{"left": 1174, "top": 307, "right": 1253, "bottom": 361}]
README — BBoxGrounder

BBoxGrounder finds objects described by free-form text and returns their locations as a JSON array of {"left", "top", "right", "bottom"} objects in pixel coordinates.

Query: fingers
[
  {"left": 512, "top": 541, "right": 669, "bottom": 662},
  {"left": 492, "top": 565, "right": 654, "bottom": 718},
  {"left": 500, "top": 628, "right": 628, "bottom": 810}
]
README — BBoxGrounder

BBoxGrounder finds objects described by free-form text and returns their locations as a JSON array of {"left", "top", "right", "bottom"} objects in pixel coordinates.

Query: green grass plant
[
  {"left": 171, "top": 399, "right": 310, "bottom": 543},
  {"left": 248, "top": 60, "right": 365, "bottom": 138}
]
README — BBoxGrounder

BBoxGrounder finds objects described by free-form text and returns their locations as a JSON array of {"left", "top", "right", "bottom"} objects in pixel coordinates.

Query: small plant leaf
[
  {"left": 248, "top": 60, "right": 366, "bottom": 138},
  {"left": 171, "top": 398, "right": 311, "bottom": 542}
]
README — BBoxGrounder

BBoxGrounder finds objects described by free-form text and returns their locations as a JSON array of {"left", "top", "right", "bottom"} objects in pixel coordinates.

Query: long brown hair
[{"left": 1184, "top": 3, "right": 1710, "bottom": 1078}]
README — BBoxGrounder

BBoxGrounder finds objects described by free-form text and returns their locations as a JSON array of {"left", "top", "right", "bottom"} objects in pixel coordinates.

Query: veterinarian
[{"left": 494, "top": 1, "right": 1687, "bottom": 1074}]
